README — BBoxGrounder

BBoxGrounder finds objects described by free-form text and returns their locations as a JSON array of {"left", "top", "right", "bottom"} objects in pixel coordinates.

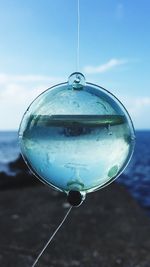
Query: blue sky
[{"left": 0, "top": 0, "right": 150, "bottom": 130}]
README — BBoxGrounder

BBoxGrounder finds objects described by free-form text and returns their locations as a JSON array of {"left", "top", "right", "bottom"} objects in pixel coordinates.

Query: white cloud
[
  {"left": 128, "top": 97, "right": 150, "bottom": 116},
  {"left": 119, "top": 95, "right": 150, "bottom": 129},
  {"left": 0, "top": 73, "right": 64, "bottom": 130},
  {"left": 84, "top": 58, "right": 127, "bottom": 74}
]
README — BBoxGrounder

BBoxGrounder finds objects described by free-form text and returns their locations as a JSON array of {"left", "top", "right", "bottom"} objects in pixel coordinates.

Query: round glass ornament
[{"left": 19, "top": 72, "right": 135, "bottom": 197}]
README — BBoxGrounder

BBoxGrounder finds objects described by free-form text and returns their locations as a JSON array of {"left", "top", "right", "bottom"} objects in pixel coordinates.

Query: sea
[
  {"left": 0, "top": 131, "right": 19, "bottom": 174},
  {"left": 0, "top": 131, "right": 150, "bottom": 209}
]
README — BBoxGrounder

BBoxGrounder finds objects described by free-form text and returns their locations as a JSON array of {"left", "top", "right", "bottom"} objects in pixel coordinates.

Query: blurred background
[{"left": 0, "top": 0, "right": 150, "bottom": 266}]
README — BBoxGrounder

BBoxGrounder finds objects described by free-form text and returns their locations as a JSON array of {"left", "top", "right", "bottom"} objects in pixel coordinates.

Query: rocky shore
[{"left": 0, "top": 156, "right": 150, "bottom": 267}]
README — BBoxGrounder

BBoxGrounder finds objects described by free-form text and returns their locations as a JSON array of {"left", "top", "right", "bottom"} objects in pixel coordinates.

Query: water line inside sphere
[{"left": 20, "top": 110, "right": 134, "bottom": 193}]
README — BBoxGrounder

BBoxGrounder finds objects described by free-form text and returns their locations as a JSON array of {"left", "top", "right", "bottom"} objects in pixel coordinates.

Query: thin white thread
[
  {"left": 77, "top": 0, "right": 80, "bottom": 71},
  {"left": 31, "top": 206, "right": 72, "bottom": 267}
]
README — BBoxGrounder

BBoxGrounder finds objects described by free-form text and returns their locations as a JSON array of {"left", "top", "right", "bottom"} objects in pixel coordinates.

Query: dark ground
[{"left": 1, "top": 172, "right": 150, "bottom": 267}]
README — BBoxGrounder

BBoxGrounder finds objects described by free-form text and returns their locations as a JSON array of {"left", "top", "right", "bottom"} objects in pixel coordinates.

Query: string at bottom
[{"left": 31, "top": 206, "right": 72, "bottom": 267}]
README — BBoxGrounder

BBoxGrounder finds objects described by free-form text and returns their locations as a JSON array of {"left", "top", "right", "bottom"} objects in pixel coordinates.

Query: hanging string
[
  {"left": 31, "top": 206, "right": 72, "bottom": 267},
  {"left": 77, "top": 0, "right": 80, "bottom": 71}
]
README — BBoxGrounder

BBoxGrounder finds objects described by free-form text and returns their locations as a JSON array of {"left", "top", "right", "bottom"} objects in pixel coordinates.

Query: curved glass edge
[
  {"left": 18, "top": 78, "right": 136, "bottom": 194},
  {"left": 19, "top": 144, "right": 64, "bottom": 193},
  {"left": 86, "top": 81, "right": 136, "bottom": 139}
]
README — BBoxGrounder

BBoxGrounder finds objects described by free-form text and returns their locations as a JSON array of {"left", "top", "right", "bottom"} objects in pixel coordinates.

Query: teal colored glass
[{"left": 19, "top": 72, "right": 135, "bottom": 194}]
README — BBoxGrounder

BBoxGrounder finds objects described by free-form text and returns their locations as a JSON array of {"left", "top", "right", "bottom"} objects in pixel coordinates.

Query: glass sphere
[{"left": 19, "top": 72, "right": 135, "bottom": 194}]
